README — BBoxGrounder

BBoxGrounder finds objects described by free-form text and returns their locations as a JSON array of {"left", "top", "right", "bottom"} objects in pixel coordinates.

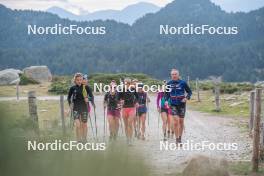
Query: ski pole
[
  {"left": 146, "top": 102, "right": 150, "bottom": 137},
  {"left": 158, "top": 112, "right": 161, "bottom": 138},
  {"left": 88, "top": 113, "right": 95, "bottom": 140},
  {"left": 105, "top": 109, "right": 108, "bottom": 138},
  {"left": 136, "top": 107, "right": 139, "bottom": 138},
  {"left": 119, "top": 117, "right": 124, "bottom": 135},
  {"left": 93, "top": 107, "right": 98, "bottom": 140},
  {"left": 70, "top": 106, "right": 74, "bottom": 129},
  {"left": 119, "top": 107, "right": 124, "bottom": 135},
  {"left": 103, "top": 107, "right": 106, "bottom": 141},
  {"left": 147, "top": 103, "right": 150, "bottom": 127},
  {"left": 163, "top": 113, "right": 168, "bottom": 141},
  {"left": 70, "top": 97, "right": 74, "bottom": 129}
]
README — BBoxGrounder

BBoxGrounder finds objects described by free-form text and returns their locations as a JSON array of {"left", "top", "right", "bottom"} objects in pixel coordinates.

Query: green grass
[
  {"left": 1, "top": 98, "right": 263, "bottom": 176},
  {"left": 0, "top": 82, "right": 51, "bottom": 97},
  {"left": 229, "top": 161, "right": 264, "bottom": 175},
  {"left": 189, "top": 91, "right": 250, "bottom": 118},
  {"left": 0, "top": 99, "right": 70, "bottom": 131},
  {"left": 189, "top": 81, "right": 255, "bottom": 94},
  {"left": 0, "top": 101, "right": 151, "bottom": 176}
]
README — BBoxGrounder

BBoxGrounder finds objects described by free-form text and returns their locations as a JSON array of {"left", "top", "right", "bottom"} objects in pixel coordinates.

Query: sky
[{"left": 0, "top": 0, "right": 264, "bottom": 14}]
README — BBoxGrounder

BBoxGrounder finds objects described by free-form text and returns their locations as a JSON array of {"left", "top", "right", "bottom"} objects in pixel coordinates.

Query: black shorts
[
  {"left": 73, "top": 110, "right": 88, "bottom": 123},
  {"left": 137, "top": 106, "right": 147, "bottom": 116},
  {"left": 170, "top": 104, "right": 186, "bottom": 118},
  {"left": 161, "top": 107, "right": 169, "bottom": 114},
  {"left": 137, "top": 111, "right": 146, "bottom": 116}
]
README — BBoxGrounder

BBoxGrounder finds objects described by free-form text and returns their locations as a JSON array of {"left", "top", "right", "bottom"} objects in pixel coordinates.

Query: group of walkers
[{"left": 67, "top": 69, "right": 192, "bottom": 146}]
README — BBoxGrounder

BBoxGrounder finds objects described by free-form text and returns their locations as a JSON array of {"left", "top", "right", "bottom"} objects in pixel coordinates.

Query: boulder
[
  {"left": 23, "top": 66, "right": 52, "bottom": 82},
  {"left": 229, "top": 101, "right": 244, "bottom": 107},
  {"left": 255, "top": 81, "right": 264, "bottom": 87},
  {"left": 182, "top": 155, "right": 230, "bottom": 176},
  {"left": 0, "top": 69, "right": 21, "bottom": 85}
]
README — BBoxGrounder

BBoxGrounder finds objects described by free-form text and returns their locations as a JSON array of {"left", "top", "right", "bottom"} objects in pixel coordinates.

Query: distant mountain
[
  {"left": 84, "top": 2, "right": 160, "bottom": 24},
  {"left": 47, "top": 6, "right": 80, "bottom": 21},
  {"left": 133, "top": 0, "right": 264, "bottom": 46},
  {"left": 46, "top": 2, "right": 160, "bottom": 24}
]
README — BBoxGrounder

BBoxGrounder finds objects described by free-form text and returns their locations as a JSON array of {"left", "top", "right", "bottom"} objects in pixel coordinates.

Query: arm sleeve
[
  {"left": 104, "top": 93, "right": 108, "bottom": 103},
  {"left": 118, "top": 91, "right": 123, "bottom": 101},
  {"left": 147, "top": 93, "right": 150, "bottom": 103},
  {"left": 67, "top": 87, "right": 73, "bottom": 105},
  {"left": 116, "top": 92, "right": 121, "bottom": 102},
  {"left": 185, "top": 82, "right": 192, "bottom": 100},
  {"left": 134, "top": 91, "right": 139, "bottom": 103},
  {"left": 86, "top": 86, "right": 94, "bottom": 104},
  {"left": 165, "top": 83, "right": 170, "bottom": 101},
  {"left": 116, "top": 92, "right": 122, "bottom": 109}
]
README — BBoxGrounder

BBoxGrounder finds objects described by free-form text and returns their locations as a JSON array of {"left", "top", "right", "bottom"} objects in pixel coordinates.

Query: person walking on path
[
  {"left": 118, "top": 78, "right": 139, "bottom": 145},
  {"left": 137, "top": 83, "right": 150, "bottom": 140},
  {"left": 67, "top": 73, "right": 95, "bottom": 142},
  {"left": 165, "top": 69, "right": 192, "bottom": 144},
  {"left": 104, "top": 80, "right": 121, "bottom": 141},
  {"left": 157, "top": 80, "right": 173, "bottom": 141}
]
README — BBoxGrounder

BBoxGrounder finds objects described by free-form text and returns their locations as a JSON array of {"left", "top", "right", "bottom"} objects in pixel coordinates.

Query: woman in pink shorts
[
  {"left": 157, "top": 80, "right": 174, "bottom": 141},
  {"left": 104, "top": 81, "right": 121, "bottom": 140},
  {"left": 118, "top": 78, "right": 139, "bottom": 145}
]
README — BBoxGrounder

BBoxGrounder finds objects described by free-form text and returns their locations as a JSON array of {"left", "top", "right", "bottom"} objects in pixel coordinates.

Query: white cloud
[
  {"left": 0, "top": 0, "right": 67, "bottom": 11},
  {"left": 0, "top": 0, "right": 264, "bottom": 13},
  {"left": 211, "top": 0, "right": 264, "bottom": 12},
  {"left": 0, "top": 0, "right": 171, "bottom": 12}
]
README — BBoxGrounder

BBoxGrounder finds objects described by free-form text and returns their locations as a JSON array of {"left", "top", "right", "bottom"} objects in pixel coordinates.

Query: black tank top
[{"left": 104, "top": 92, "right": 119, "bottom": 110}]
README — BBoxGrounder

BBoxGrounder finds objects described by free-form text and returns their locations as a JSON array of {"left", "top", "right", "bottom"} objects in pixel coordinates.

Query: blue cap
[
  {"left": 138, "top": 83, "right": 144, "bottom": 88},
  {"left": 83, "top": 74, "right": 88, "bottom": 80}
]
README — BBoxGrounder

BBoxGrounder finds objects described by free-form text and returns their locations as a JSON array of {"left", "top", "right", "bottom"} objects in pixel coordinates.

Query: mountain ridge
[{"left": 46, "top": 2, "right": 160, "bottom": 24}]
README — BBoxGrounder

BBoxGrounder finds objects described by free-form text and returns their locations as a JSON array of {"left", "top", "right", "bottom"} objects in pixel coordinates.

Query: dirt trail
[
  {"left": 120, "top": 96, "right": 252, "bottom": 175},
  {"left": 92, "top": 95, "right": 252, "bottom": 175},
  {"left": 0, "top": 95, "right": 252, "bottom": 175}
]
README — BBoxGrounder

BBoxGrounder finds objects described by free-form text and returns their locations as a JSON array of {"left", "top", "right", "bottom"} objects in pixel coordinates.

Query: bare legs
[
  {"left": 167, "top": 115, "right": 174, "bottom": 138},
  {"left": 75, "top": 118, "right": 87, "bottom": 142},
  {"left": 160, "top": 112, "right": 173, "bottom": 140},
  {"left": 108, "top": 115, "right": 120, "bottom": 140},
  {"left": 139, "top": 114, "right": 146, "bottom": 140},
  {"left": 161, "top": 112, "right": 168, "bottom": 138},
  {"left": 82, "top": 121, "right": 87, "bottom": 141},
  {"left": 174, "top": 116, "right": 184, "bottom": 143},
  {"left": 122, "top": 108, "right": 135, "bottom": 145}
]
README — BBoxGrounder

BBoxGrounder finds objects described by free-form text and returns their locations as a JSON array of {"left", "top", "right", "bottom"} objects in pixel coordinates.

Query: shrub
[{"left": 19, "top": 74, "right": 39, "bottom": 85}]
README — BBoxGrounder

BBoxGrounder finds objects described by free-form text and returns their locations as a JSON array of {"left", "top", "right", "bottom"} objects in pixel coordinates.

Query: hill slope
[{"left": 0, "top": 0, "right": 264, "bottom": 82}]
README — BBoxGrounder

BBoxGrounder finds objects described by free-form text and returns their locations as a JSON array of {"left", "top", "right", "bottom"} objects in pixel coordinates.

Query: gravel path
[
  {"left": 0, "top": 95, "right": 252, "bottom": 175},
  {"left": 91, "top": 95, "right": 252, "bottom": 175},
  {"left": 123, "top": 96, "right": 251, "bottom": 175}
]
